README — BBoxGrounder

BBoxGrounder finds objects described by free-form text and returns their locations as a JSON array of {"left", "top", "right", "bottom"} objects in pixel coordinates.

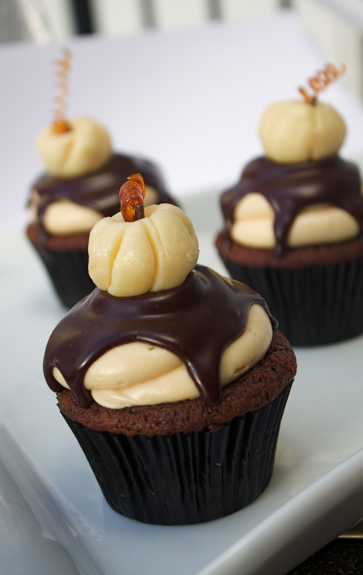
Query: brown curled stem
[
  {"left": 298, "top": 63, "right": 345, "bottom": 104},
  {"left": 135, "top": 203, "right": 145, "bottom": 220}
]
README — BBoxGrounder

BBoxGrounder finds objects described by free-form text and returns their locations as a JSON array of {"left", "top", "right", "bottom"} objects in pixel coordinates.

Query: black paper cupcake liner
[
  {"left": 224, "top": 256, "right": 363, "bottom": 346},
  {"left": 33, "top": 244, "right": 95, "bottom": 308},
  {"left": 61, "top": 381, "right": 292, "bottom": 525}
]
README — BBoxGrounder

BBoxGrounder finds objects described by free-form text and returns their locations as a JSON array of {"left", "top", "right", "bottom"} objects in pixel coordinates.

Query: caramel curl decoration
[
  {"left": 119, "top": 174, "right": 146, "bottom": 222},
  {"left": 298, "top": 63, "right": 345, "bottom": 104},
  {"left": 52, "top": 47, "right": 72, "bottom": 134}
]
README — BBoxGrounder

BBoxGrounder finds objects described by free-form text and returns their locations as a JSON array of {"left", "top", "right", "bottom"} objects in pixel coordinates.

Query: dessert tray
[{"left": 1, "top": 189, "right": 363, "bottom": 575}]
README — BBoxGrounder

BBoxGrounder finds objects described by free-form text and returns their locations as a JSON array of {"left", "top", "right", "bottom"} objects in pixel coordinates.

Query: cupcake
[
  {"left": 216, "top": 65, "right": 363, "bottom": 346},
  {"left": 26, "top": 117, "right": 176, "bottom": 308},
  {"left": 43, "top": 174, "right": 297, "bottom": 525},
  {"left": 26, "top": 50, "right": 176, "bottom": 308}
]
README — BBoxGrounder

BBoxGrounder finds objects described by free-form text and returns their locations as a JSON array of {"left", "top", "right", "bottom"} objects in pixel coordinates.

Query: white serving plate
[{"left": 1, "top": 188, "right": 363, "bottom": 575}]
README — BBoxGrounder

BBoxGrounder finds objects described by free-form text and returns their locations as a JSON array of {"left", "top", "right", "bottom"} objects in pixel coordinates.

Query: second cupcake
[
  {"left": 216, "top": 65, "right": 363, "bottom": 346},
  {"left": 26, "top": 50, "right": 176, "bottom": 308}
]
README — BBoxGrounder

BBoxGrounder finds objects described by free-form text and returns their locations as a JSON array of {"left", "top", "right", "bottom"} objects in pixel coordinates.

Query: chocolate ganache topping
[
  {"left": 33, "top": 153, "right": 175, "bottom": 227},
  {"left": 43, "top": 265, "right": 277, "bottom": 408},
  {"left": 221, "top": 155, "right": 363, "bottom": 256}
]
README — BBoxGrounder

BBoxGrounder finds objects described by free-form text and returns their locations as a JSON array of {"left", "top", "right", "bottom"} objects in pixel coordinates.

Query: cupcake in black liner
[
  {"left": 28, "top": 242, "right": 93, "bottom": 309},
  {"left": 61, "top": 375, "right": 292, "bottom": 525},
  {"left": 26, "top": 116, "right": 177, "bottom": 309},
  {"left": 43, "top": 175, "right": 297, "bottom": 525},
  {"left": 216, "top": 65, "right": 363, "bottom": 346}
]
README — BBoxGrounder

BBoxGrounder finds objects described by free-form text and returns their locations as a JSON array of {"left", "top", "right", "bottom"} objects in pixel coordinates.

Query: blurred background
[
  {"left": 1, "top": 0, "right": 363, "bottom": 100},
  {"left": 2, "top": 0, "right": 363, "bottom": 234}
]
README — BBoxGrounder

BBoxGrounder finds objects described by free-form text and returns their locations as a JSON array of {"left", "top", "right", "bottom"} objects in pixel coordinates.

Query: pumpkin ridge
[
  {"left": 146, "top": 215, "right": 166, "bottom": 281},
  {"left": 108, "top": 225, "right": 126, "bottom": 288}
]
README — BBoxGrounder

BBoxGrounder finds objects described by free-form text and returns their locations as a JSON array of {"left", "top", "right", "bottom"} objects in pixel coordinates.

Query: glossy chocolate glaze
[
  {"left": 43, "top": 265, "right": 277, "bottom": 408},
  {"left": 220, "top": 155, "right": 363, "bottom": 256},
  {"left": 32, "top": 153, "right": 175, "bottom": 226}
]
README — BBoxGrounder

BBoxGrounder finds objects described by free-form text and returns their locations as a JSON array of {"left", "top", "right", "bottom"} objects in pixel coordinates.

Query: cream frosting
[
  {"left": 259, "top": 100, "right": 346, "bottom": 163},
  {"left": 37, "top": 116, "right": 112, "bottom": 178},
  {"left": 29, "top": 185, "right": 159, "bottom": 235},
  {"left": 53, "top": 303, "right": 273, "bottom": 408},
  {"left": 231, "top": 192, "right": 360, "bottom": 249}
]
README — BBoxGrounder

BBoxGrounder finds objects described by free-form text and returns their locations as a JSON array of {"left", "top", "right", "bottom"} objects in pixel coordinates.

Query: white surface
[
  {"left": 1, "top": 11, "right": 363, "bottom": 575},
  {"left": 0, "top": 452, "right": 80, "bottom": 575},
  {"left": 1, "top": 189, "right": 363, "bottom": 575}
]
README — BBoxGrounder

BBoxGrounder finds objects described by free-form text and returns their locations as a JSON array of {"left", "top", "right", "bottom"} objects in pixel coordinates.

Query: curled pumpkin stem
[
  {"left": 298, "top": 63, "right": 345, "bottom": 104},
  {"left": 119, "top": 173, "right": 146, "bottom": 222},
  {"left": 298, "top": 87, "right": 316, "bottom": 105},
  {"left": 52, "top": 47, "right": 72, "bottom": 134}
]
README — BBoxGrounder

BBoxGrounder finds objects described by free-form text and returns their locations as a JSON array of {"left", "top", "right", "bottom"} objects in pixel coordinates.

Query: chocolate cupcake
[
  {"left": 26, "top": 116, "right": 176, "bottom": 308},
  {"left": 216, "top": 66, "right": 363, "bottom": 346},
  {"left": 43, "top": 175, "right": 296, "bottom": 525}
]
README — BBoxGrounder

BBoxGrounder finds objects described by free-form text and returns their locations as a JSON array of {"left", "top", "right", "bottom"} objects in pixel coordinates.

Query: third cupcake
[{"left": 216, "top": 64, "right": 363, "bottom": 346}]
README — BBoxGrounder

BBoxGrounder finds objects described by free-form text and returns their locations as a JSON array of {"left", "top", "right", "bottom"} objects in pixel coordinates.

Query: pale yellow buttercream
[
  {"left": 231, "top": 192, "right": 359, "bottom": 249},
  {"left": 43, "top": 199, "right": 102, "bottom": 235},
  {"left": 53, "top": 303, "right": 273, "bottom": 408},
  {"left": 29, "top": 185, "right": 159, "bottom": 235}
]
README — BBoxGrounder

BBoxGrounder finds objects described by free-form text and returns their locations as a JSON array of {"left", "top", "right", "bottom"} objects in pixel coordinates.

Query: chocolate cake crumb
[
  {"left": 216, "top": 230, "right": 363, "bottom": 269},
  {"left": 27, "top": 222, "right": 90, "bottom": 250}
]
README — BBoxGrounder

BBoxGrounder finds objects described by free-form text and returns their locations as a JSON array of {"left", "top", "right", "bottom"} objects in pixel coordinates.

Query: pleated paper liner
[
  {"left": 61, "top": 381, "right": 292, "bottom": 526},
  {"left": 224, "top": 257, "right": 363, "bottom": 347},
  {"left": 32, "top": 244, "right": 95, "bottom": 308}
]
